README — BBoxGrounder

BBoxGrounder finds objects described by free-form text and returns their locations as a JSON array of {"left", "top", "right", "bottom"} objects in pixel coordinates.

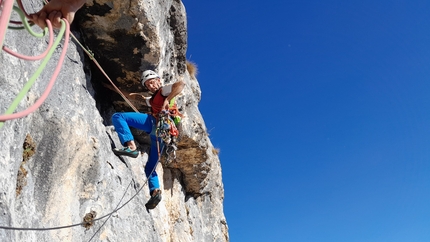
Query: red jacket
[{"left": 149, "top": 90, "right": 165, "bottom": 116}]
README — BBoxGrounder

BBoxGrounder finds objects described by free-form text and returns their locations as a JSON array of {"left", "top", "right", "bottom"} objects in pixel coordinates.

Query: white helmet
[{"left": 141, "top": 70, "right": 160, "bottom": 86}]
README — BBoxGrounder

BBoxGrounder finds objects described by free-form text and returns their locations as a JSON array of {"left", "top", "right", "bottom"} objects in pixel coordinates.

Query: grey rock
[{"left": 0, "top": 0, "right": 228, "bottom": 241}]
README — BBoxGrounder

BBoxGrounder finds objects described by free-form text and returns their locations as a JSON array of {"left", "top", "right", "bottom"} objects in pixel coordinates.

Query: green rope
[
  {"left": 0, "top": 20, "right": 65, "bottom": 129},
  {"left": 12, "top": 5, "right": 48, "bottom": 37}
]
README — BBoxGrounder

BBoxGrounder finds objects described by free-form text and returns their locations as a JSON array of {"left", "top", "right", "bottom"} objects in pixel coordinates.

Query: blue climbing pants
[{"left": 111, "top": 112, "right": 163, "bottom": 194}]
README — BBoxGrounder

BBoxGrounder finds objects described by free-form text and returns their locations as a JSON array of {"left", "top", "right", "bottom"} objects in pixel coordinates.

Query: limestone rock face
[{"left": 0, "top": 0, "right": 228, "bottom": 241}]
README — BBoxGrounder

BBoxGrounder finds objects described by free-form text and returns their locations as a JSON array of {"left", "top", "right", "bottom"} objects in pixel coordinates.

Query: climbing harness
[
  {"left": 156, "top": 110, "right": 179, "bottom": 145},
  {"left": 155, "top": 106, "right": 182, "bottom": 164}
]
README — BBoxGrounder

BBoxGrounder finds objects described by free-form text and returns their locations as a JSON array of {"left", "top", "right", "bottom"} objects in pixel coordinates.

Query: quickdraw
[{"left": 155, "top": 110, "right": 180, "bottom": 164}]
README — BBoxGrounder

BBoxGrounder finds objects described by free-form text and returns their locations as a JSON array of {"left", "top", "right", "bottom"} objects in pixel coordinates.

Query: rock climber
[{"left": 111, "top": 70, "right": 185, "bottom": 209}]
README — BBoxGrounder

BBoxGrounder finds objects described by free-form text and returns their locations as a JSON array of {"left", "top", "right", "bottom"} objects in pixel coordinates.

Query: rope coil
[{"left": 0, "top": 6, "right": 67, "bottom": 128}]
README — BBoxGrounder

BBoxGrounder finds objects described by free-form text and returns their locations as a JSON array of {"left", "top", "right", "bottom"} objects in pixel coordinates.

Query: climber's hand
[{"left": 30, "top": 0, "right": 86, "bottom": 29}]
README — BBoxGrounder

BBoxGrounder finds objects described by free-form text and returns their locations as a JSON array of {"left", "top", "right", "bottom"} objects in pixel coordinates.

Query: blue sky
[{"left": 182, "top": 1, "right": 430, "bottom": 241}]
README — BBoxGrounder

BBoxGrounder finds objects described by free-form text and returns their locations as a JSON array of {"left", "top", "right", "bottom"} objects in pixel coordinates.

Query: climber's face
[{"left": 144, "top": 78, "right": 161, "bottom": 92}]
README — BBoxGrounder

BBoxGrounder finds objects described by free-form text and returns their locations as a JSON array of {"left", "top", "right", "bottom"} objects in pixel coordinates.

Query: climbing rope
[
  {"left": 0, "top": 7, "right": 67, "bottom": 129},
  {"left": 69, "top": 32, "right": 139, "bottom": 113},
  {"left": 0, "top": 1, "right": 138, "bottom": 129},
  {"left": 86, "top": 146, "right": 163, "bottom": 241},
  {"left": 0, "top": 148, "right": 163, "bottom": 242},
  {"left": 0, "top": 0, "right": 14, "bottom": 48},
  {"left": 0, "top": 1, "right": 166, "bottom": 239},
  {"left": 2, "top": 6, "right": 54, "bottom": 60}
]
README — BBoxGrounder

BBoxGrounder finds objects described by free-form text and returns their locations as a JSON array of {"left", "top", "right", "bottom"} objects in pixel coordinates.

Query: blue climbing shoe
[
  {"left": 145, "top": 189, "right": 162, "bottom": 209},
  {"left": 112, "top": 147, "right": 139, "bottom": 158}
]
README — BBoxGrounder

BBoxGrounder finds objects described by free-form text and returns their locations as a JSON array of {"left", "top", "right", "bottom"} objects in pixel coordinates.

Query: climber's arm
[{"left": 161, "top": 80, "right": 185, "bottom": 110}]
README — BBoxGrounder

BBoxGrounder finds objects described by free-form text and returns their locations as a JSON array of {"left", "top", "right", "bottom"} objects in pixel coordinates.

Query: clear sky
[{"left": 182, "top": 1, "right": 430, "bottom": 241}]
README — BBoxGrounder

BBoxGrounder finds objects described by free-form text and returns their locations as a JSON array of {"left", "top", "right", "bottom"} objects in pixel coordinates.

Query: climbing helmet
[{"left": 141, "top": 70, "right": 160, "bottom": 87}]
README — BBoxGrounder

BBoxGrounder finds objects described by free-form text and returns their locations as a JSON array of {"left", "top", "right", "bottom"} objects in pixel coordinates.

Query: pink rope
[
  {"left": 0, "top": 0, "right": 14, "bottom": 48},
  {"left": 2, "top": 20, "right": 54, "bottom": 61},
  {"left": 0, "top": 19, "right": 70, "bottom": 121}
]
